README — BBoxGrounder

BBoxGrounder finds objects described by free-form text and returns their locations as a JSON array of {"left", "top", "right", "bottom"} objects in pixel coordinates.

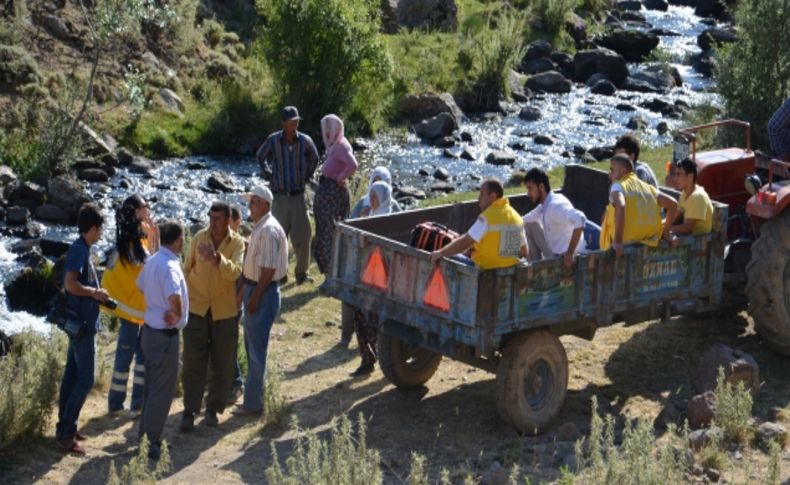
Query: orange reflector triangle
[
  {"left": 361, "top": 247, "right": 388, "bottom": 291},
  {"left": 423, "top": 266, "right": 450, "bottom": 312}
]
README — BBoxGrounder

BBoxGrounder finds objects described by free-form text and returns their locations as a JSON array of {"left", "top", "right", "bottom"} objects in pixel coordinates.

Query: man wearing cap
[
  {"left": 233, "top": 186, "right": 288, "bottom": 416},
  {"left": 255, "top": 106, "right": 320, "bottom": 285}
]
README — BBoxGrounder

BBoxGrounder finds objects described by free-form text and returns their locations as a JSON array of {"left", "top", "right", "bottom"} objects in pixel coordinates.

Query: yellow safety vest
[
  {"left": 600, "top": 172, "right": 663, "bottom": 250},
  {"left": 101, "top": 250, "right": 146, "bottom": 324},
  {"left": 472, "top": 198, "right": 524, "bottom": 270}
]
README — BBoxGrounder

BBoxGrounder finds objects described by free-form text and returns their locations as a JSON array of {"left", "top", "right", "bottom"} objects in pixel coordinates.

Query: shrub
[
  {"left": 0, "top": 332, "right": 66, "bottom": 451},
  {"left": 107, "top": 435, "right": 171, "bottom": 484},
  {"left": 265, "top": 413, "right": 382, "bottom": 484},
  {"left": 716, "top": 0, "right": 790, "bottom": 151},
  {"left": 0, "top": 44, "right": 42, "bottom": 94},
  {"left": 530, "top": 0, "right": 577, "bottom": 37},
  {"left": 712, "top": 367, "right": 754, "bottom": 444},
  {"left": 262, "top": 364, "right": 289, "bottom": 429},
  {"left": 205, "top": 53, "right": 246, "bottom": 81},
  {"left": 387, "top": 31, "right": 462, "bottom": 103},
  {"left": 258, "top": 0, "right": 393, "bottom": 135}
]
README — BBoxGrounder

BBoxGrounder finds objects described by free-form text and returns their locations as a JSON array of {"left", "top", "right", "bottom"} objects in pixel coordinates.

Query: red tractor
[{"left": 669, "top": 120, "right": 790, "bottom": 354}]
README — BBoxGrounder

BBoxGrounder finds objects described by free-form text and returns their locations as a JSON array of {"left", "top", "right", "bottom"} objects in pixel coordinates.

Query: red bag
[{"left": 409, "top": 222, "right": 459, "bottom": 251}]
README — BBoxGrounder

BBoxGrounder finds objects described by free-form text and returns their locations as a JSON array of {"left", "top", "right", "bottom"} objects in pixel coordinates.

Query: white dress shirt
[
  {"left": 136, "top": 246, "right": 189, "bottom": 329},
  {"left": 243, "top": 212, "right": 289, "bottom": 282},
  {"left": 522, "top": 192, "right": 587, "bottom": 255}
]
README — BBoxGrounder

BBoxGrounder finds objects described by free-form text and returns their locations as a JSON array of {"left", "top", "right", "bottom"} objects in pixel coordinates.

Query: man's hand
[
  {"left": 246, "top": 294, "right": 260, "bottom": 315},
  {"left": 563, "top": 251, "right": 574, "bottom": 269},
  {"left": 198, "top": 242, "right": 219, "bottom": 266},
  {"left": 92, "top": 288, "right": 110, "bottom": 303},
  {"left": 163, "top": 310, "right": 180, "bottom": 326},
  {"left": 429, "top": 250, "right": 443, "bottom": 265},
  {"left": 612, "top": 242, "right": 624, "bottom": 258}
]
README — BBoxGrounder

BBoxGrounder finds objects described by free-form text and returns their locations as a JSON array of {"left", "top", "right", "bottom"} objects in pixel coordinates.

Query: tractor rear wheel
[
  {"left": 378, "top": 332, "right": 442, "bottom": 389},
  {"left": 495, "top": 329, "right": 568, "bottom": 435},
  {"left": 745, "top": 209, "right": 790, "bottom": 355}
]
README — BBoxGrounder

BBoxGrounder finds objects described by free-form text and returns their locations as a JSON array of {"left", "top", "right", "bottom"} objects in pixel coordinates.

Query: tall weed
[
  {"left": 265, "top": 413, "right": 382, "bottom": 485},
  {"left": 107, "top": 435, "right": 172, "bottom": 484},
  {"left": 713, "top": 367, "right": 754, "bottom": 444},
  {"left": 0, "top": 332, "right": 66, "bottom": 450},
  {"left": 530, "top": 0, "right": 576, "bottom": 36},
  {"left": 262, "top": 364, "right": 290, "bottom": 429}
]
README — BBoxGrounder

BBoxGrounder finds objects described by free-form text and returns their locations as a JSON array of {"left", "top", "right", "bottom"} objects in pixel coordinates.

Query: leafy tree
[
  {"left": 258, "top": 0, "right": 392, "bottom": 136},
  {"left": 716, "top": 0, "right": 790, "bottom": 151}
]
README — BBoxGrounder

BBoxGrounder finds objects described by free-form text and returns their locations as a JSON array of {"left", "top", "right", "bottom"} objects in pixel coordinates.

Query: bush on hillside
[
  {"left": 0, "top": 332, "right": 66, "bottom": 451},
  {"left": 716, "top": 0, "right": 790, "bottom": 151},
  {"left": 259, "top": 0, "right": 392, "bottom": 136}
]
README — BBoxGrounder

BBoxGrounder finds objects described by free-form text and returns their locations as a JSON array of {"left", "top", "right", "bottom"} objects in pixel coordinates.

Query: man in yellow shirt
[
  {"left": 180, "top": 201, "right": 245, "bottom": 431},
  {"left": 429, "top": 178, "right": 526, "bottom": 270},
  {"left": 600, "top": 154, "right": 678, "bottom": 256},
  {"left": 670, "top": 157, "right": 714, "bottom": 236}
]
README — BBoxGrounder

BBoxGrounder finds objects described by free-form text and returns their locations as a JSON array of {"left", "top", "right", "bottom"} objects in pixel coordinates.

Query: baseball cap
[
  {"left": 281, "top": 106, "right": 302, "bottom": 121},
  {"left": 244, "top": 185, "right": 273, "bottom": 203}
]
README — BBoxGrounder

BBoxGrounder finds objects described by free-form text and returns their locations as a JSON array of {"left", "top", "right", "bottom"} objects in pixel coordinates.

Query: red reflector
[
  {"left": 423, "top": 266, "right": 450, "bottom": 312},
  {"left": 361, "top": 247, "right": 388, "bottom": 291}
]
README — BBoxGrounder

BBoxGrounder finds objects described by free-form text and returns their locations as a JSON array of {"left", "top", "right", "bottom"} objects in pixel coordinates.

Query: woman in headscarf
[
  {"left": 349, "top": 180, "right": 393, "bottom": 377},
  {"left": 314, "top": 114, "right": 358, "bottom": 279},
  {"left": 349, "top": 166, "right": 403, "bottom": 218},
  {"left": 101, "top": 194, "right": 157, "bottom": 417}
]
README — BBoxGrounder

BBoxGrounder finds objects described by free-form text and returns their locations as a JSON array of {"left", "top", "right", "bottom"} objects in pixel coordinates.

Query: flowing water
[{"left": 0, "top": 5, "right": 723, "bottom": 336}]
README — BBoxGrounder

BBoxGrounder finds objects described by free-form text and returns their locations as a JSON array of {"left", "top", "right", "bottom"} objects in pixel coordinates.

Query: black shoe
[
  {"left": 179, "top": 413, "right": 195, "bottom": 433},
  {"left": 350, "top": 362, "right": 375, "bottom": 377},
  {"left": 204, "top": 411, "right": 219, "bottom": 427},
  {"left": 148, "top": 441, "right": 161, "bottom": 461},
  {"left": 296, "top": 273, "right": 315, "bottom": 285}
]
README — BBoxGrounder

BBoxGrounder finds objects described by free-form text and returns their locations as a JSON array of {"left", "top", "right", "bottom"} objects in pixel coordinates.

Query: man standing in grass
[
  {"left": 180, "top": 202, "right": 245, "bottom": 432},
  {"left": 57, "top": 204, "right": 110, "bottom": 455}
]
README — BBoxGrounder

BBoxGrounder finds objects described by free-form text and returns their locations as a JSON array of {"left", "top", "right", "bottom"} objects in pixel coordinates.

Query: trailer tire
[
  {"left": 378, "top": 332, "right": 442, "bottom": 389},
  {"left": 745, "top": 210, "right": 790, "bottom": 355},
  {"left": 495, "top": 329, "right": 568, "bottom": 435}
]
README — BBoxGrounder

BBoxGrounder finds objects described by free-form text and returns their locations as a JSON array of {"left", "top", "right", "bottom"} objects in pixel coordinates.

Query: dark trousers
[
  {"left": 182, "top": 311, "right": 239, "bottom": 415},
  {"left": 138, "top": 325, "right": 179, "bottom": 446},
  {"left": 352, "top": 309, "right": 378, "bottom": 366},
  {"left": 56, "top": 330, "right": 96, "bottom": 440},
  {"left": 108, "top": 319, "right": 145, "bottom": 412},
  {"left": 313, "top": 177, "right": 350, "bottom": 274}
]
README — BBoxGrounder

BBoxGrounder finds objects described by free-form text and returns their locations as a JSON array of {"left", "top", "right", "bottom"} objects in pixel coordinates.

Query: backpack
[{"left": 409, "top": 222, "right": 459, "bottom": 251}]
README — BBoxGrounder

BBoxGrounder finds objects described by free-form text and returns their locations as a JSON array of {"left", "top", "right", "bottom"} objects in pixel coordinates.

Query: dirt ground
[{"left": 3, "top": 267, "right": 790, "bottom": 484}]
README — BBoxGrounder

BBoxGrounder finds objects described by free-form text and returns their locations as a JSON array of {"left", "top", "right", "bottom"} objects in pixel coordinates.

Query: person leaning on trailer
[
  {"left": 600, "top": 154, "right": 678, "bottom": 257},
  {"left": 669, "top": 157, "right": 714, "bottom": 237},
  {"left": 428, "top": 178, "right": 527, "bottom": 269}
]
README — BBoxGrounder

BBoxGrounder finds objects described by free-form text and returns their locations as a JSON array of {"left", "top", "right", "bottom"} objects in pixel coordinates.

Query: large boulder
[
  {"left": 207, "top": 172, "right": 237, "bottom": 193},
  {"left": 643, "top": 0, "right": 669, "bottom": 11},
  {"left": 383, "top": 0, "right": 458, "bottom": 33},
  {"left": 0, "top": 165, "right": 17, "bottom": 186},
  {"left": 128, "top": 156, "right": 156, "bottom": 176},
  {"left": 687, "top": 391, "right": 716, "bottom": 429},
  {"left": 400, "top": 92, "right": 464, "bottom": 124},
  {"left": 4, "top": 253, "right": 60, "bottom": 316},
  {"left": 34, "top": 204, "right": 71, "bottom": 224},
  {"left": 6, "top": 206, "right": 30, "bottom": 225},
  {"left": 519, "top": 106, "right": 542, "bottom": 121},
  {"left": 39, "top": 13, "right": 73, "bottom": 42},
  {"left": 695, "top": 0, "right": 727, "bottom": 18},
  {"left": 47, "top": 176, "right": 90, "bottom": 221},
  {"left": 40, "top": 238, "right": 71, "bottom": 258},
  {"left": 597, "top": 29, "right": 660, "bottom": 62},
  {"left": 590, "top": 79, "right": 617, "bottom": 96},
  {"left": 78, "top": 168, "right": 110, "bottom": 183},
  {"left": 520, "top": 57, "right": 557, "bottom": 76},
  {"left": 508, "top": 70, "right": 530, "bottom": 102},
  {"left": 485, "top": 151, "right": 516, "bottom": 166},
  {"left": 691, "top": 344, "right": 760, "bottom": 395},
  {"left": 574, "top": 48, "right": 629, "bottom": 86},
  {"left": 8, "top": 181, "right": 46, "bottom": 205},
  {"left": 691, "top": 51, "right": 716, "bottom": 78},
  {"left": 159, "top": 88, "right": 185, "bottom": 113},
  {"left": 697, "top": 27, "right": 738, "bottom": 52},
  {"left": 522, "top": 40, "right": 553, "bottom": 63},
  {"left": 413, "top": 112, "right": 458, "bottom": 145},
  {"left": 80, "top": 123, "right": 114, "bottom": 156},
  {"left": 564, "top": 12, "right": 587, "bottom": 46},
  {"left": 621, "top": 65, "right": 679, "bottom": 93},
  {"left": 526, "top": 71, "right": 572, "bottom": 94}
]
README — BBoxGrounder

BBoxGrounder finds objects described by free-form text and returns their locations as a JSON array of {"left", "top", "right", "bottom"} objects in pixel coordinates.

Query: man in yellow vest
[
  {"left": 600, "top": 154, "right": 678, "bottom": 256},
  {"left": 429, "top": 178, "right": 526, "bottom": 269},
  {"left": 669, "top": 157, "right": 714, "bottom": 236}
]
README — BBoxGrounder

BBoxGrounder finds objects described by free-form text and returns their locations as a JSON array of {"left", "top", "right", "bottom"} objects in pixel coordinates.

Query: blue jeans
[
  {"left": 242, "top": 282, "right": 280, "bottom": 412},
  {"left": 584, "top": 221, "right": 602, "bottom": 251},
  {"left": 56, "top": 328, "right": 96, "bottom": 440},
  {"left": 108, "top": 319, "right": 145, "bottom": 412}
]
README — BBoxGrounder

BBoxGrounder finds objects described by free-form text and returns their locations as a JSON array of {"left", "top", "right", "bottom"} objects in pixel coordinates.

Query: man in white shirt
[
  {"left": 233, "top": 185, "right": 289, "bottom": 417},
  {"left": 135, "top": 221, "right": 188, "bottom": 461},
  {"left": 521, "top": 168, "right": 587, "bottom": 268}
]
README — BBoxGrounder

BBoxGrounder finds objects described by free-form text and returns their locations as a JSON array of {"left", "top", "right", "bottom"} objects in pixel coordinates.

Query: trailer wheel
[
  {"left": 495, "top": 329, "right": 568, "bottom": 435},
  {"left": 378, "top": 332, "right": 442, "bottom": 389},
  {"left": 745, "top": 210, "right": 790, "bottom": 355}
]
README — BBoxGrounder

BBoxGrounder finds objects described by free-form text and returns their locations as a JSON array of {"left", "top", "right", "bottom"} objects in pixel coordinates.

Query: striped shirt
[
  {"left": 256, "top": 131, "right": 320, "bottom": 194},
  {"left": 243, "top": 212, "right": 288, "bottom": 282},
  {"left": 768, "top": 97, "right": 790, "bottom": 158}
]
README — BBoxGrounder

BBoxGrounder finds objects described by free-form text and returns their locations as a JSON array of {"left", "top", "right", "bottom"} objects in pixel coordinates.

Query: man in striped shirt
[
  {"left": 255, "top": 106, "right": 320, "bottom": 285},
  {"left": 233, "top": 186, "right": 289, "bottom": 416}
]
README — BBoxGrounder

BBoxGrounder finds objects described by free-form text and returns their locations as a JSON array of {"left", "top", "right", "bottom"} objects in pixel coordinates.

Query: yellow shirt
[
  {"left": 470, "top": 198, "right": 525, "bottom": 270},
  {"left": 600, "top": 172, "right": 663, "bottom": 250},
  {"left": 678, "top": 185, "right": 713, "bottom": 235},
  {"left": 183, "top": 228, "right": 245, "bottom": 320},
  {"left": 101, "top": 250, "right": 146, "bottom": 325}
]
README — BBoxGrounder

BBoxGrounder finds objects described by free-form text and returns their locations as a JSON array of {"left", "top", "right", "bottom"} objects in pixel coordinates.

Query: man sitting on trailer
[
  {"left": 600, "top": 154, "right": 678, "bottom": 257},
  {"left": 429, "top": 178, "right": 527, "bottom": 270},
  {"left": 521, "top": 168, "right": 588, "bottom": 268},
  {"left": 669, "top": 158, "right": 714, "bottom": 237}
]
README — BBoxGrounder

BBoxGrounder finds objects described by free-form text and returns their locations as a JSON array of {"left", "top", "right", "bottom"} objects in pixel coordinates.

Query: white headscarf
[
  {"left": 368, "top": 181, "right": 392, "bottom": 217},
  {"left": 320, "top": 114, "right": 344, "bottom": 156},
  {"left": 363, "top": 166, "right": 392, "bottom": 208}
]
